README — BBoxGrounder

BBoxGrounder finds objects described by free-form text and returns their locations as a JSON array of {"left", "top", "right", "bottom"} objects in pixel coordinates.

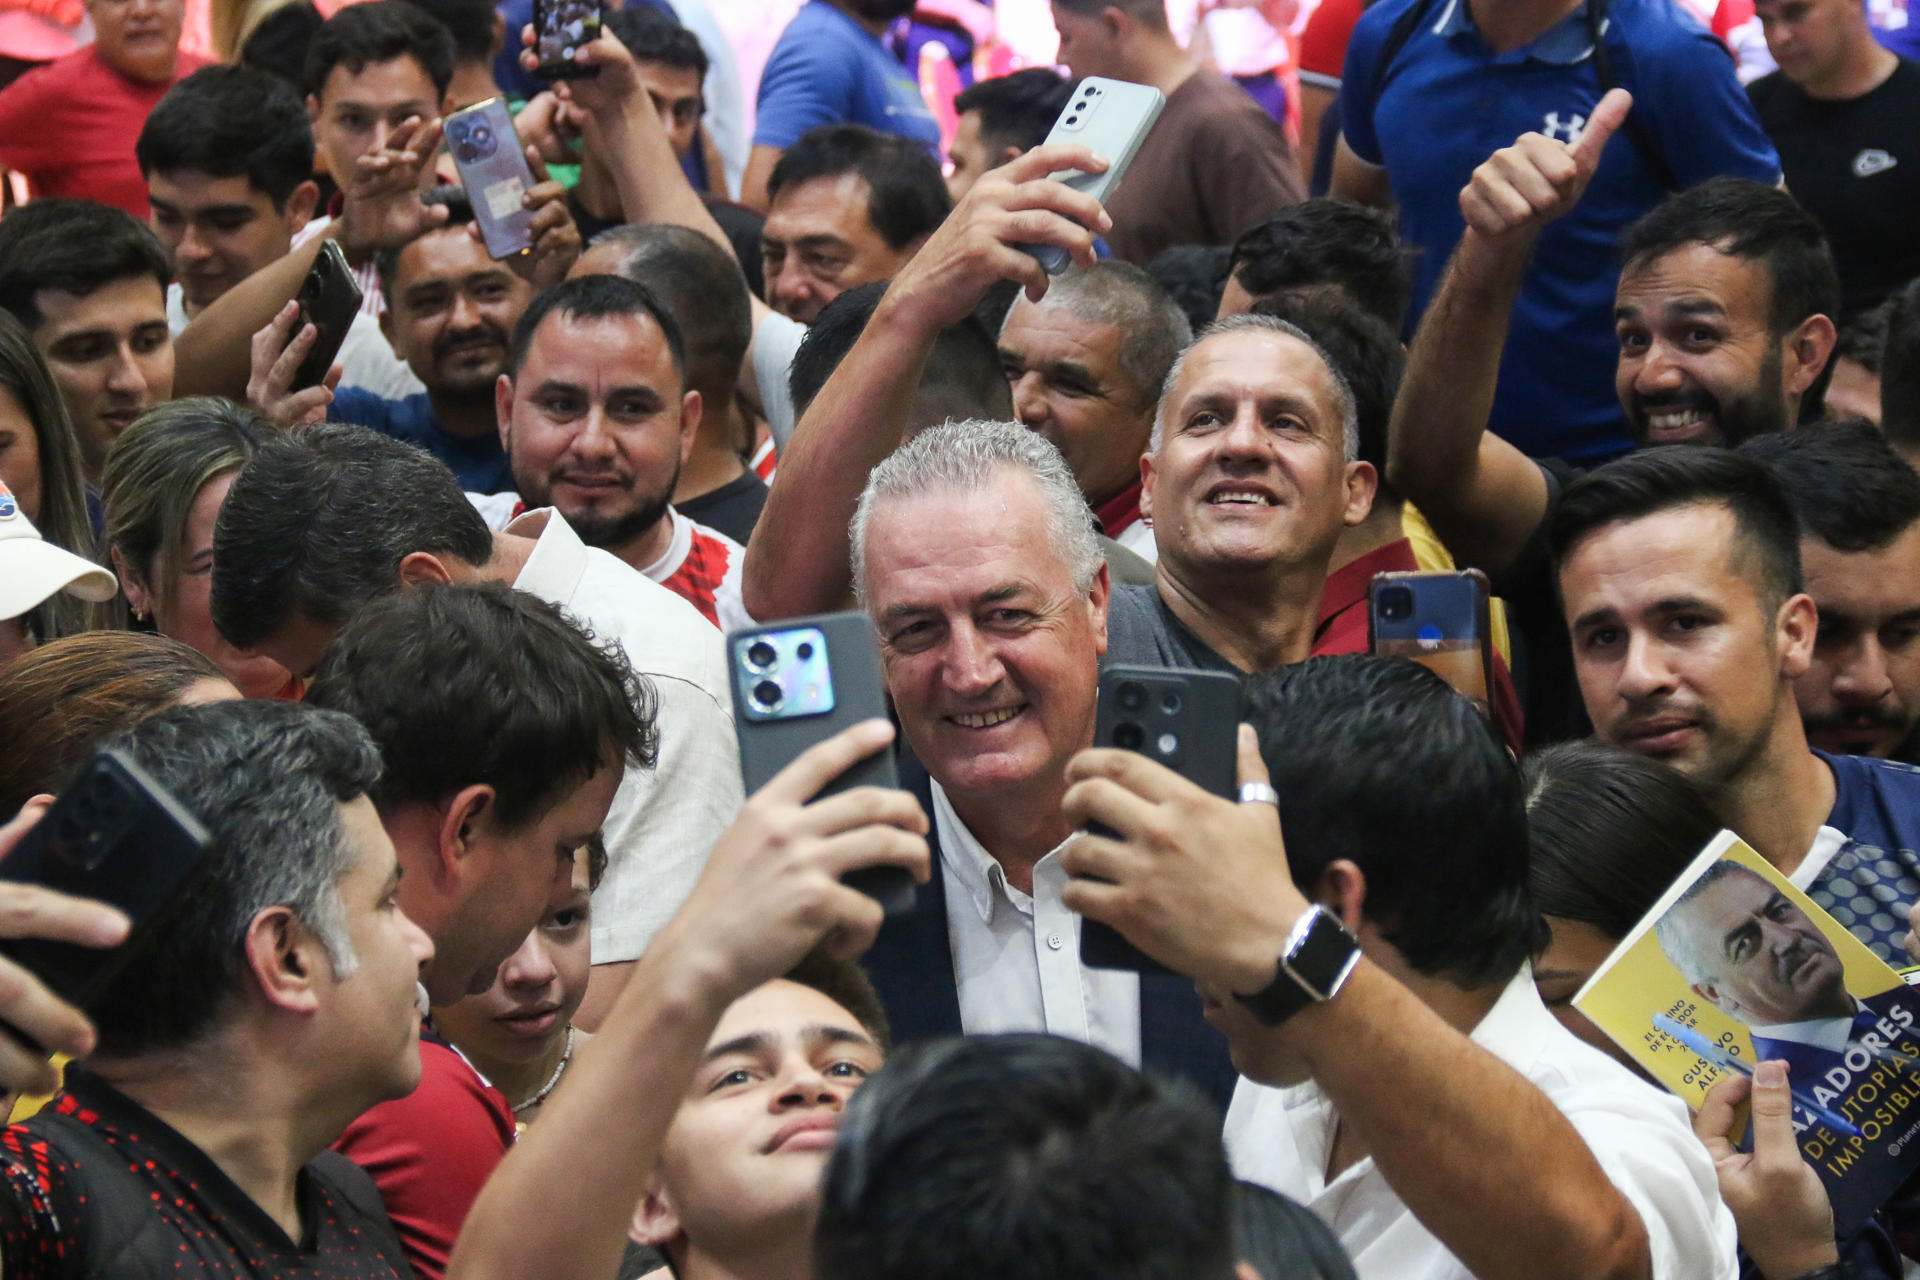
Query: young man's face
[
  {"left": 634, "top": 59, "right": 705, "bottom": 162},
  {"left": 946, "top": 111, "right": 1010, "bottom": 204},
  {"left": 1049, "top": 3, "right": 1121, "bottom": 81},
  {"left": 760, "top": 173, "right": 913, "bottom": 324},
  {"left": 1793, "top": 526, "right": 1920, "bottom": 758},
  {"left": 1559, "top": 503, "right": 1811, "bottom": 791},
  {"left": 1756, "top": 0, "right": 1864, "bottom": 88},
  {"left": 307, "top": 55, "right": 444, "bottom": 189},
  {"left": 323, "top": 795, "right": 437, "bottom": 1104},
  {"left": 148, "top": 171, "right": 316, "bottom": 316},
  {"left": 638, "top": 980, "right": 884, "bottom": 1264},
  {"left": 30, "top": 276, "right": 173, "bottom": 477},
  {"left": 384, "top": 227, "right": 530, "bottom": 396},
  {"left": 82, "top": 0, "right": 184, "bottom": 83}
]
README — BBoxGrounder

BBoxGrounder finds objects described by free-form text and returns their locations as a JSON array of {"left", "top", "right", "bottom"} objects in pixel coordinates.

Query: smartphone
[
  {"left": 0, "top": 750, "right": 211, "bottom": 1046},
  {"left": 290, "top": 238, "right": 362, "bottom": 392},
  {"left": 1368, "top": 570, "right": 1495, "bottom": 710},
  {"left": 446, "top": 99, "right": 538, "bottom": 260},
  {"left": 1081, "top": 665, "right": 1242, "bottom": 973},
  {"left": 1021, "top": 77, "right": 1165, "bottom": 274},
  {"left": 729, "top": 613, "right": 915, "bottom": 914},
  {"left": 533, "top": 0, "right": 601, "bottom": 80}
]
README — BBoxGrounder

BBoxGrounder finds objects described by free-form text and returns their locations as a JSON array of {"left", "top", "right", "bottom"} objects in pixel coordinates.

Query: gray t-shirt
[{"left": 1104, "top": 584, "right": 1238, "bottom": 673}]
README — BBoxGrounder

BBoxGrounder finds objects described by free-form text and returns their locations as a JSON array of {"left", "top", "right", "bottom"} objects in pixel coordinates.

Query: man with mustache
[
  {"left": 325, "top": 185, "right": 579, "bottom": 495},
  {"left": 1551, "top": 446, "right": 1920, "bottom": 964},
  {"left": 1386, "top": 92, "right": 1840, "bottom": 744},
  {"left": 1741, "top": 421, "right": 1920, "bottom": 764}
]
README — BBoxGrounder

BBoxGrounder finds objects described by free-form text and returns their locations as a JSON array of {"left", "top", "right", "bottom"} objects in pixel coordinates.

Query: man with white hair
[
  {"left": 1104, "top": 313, "right": 1376, "bottom": 674},
  {"left": 851, "top": 417, "right": 1235, "bottom": 1106}
]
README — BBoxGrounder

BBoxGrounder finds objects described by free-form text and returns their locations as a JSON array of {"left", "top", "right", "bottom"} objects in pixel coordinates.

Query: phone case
[
  {"left": 446, "top": 99, "right": 538, "bottom": 259},
  {"left": 728, "top": 612, "right": 914, "bottom": 913},
  {"left": 1081, "top": 664, "right": 1242, "bottom": 972},
  {"left": 533, "top": 0, "right": 601, "bottom": 79},
  {"left": 1025, "top": 77, "right": 1166, "bottom": 274},
  {"left": 0, "top": 751, "right": 211, "bottom": 1025},
  {"left": 291, "top": 238, "right": 362, "bottom": 392},
  {"left": 1367, "top": 570, "right": 1495, "bottom": 707}
]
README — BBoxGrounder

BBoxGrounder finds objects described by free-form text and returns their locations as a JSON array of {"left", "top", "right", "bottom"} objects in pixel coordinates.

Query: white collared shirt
[
  {"left": 510, "top": 510, "right": 745, "bottom": 963},
  {"left": 1223, "top": 967, "right": 1738, "bottom": 1280},
  {"left": 931, "top": 781, "right": 1142, "bottom": 1065}
]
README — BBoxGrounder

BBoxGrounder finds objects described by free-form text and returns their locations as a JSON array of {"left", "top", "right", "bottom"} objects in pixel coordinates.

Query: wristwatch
[{"left": 1235, "top": 905, "right": 1362, "bottom": 1026}]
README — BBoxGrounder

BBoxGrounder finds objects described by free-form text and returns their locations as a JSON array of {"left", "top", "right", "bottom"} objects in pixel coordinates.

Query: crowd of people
[{"left": 0, "top": 0, "right": 1917, "bottom": 1275}]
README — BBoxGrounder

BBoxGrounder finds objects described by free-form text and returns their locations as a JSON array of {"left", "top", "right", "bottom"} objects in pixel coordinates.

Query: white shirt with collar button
[{"left": 932, "top": 780, "right": 1142, "bottom": 1065}]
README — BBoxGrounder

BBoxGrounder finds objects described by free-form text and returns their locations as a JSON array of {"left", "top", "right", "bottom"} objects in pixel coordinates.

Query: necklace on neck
[{"left": 513, "top": 1026, "right": 575, "bottom": 1115}]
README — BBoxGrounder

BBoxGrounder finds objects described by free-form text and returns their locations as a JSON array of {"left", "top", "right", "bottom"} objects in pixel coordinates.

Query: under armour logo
[
  {"left": 1542, "top": 111, "right": 1588, "bottom": 145},
  {"left": 1854, "top": 149, "right": 1898, "bottom": 177}
]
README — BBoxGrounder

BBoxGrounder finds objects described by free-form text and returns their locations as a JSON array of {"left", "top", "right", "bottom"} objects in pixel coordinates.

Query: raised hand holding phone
[{"left": 1017, "top": 77, "right": 1163, "bottom": 274}]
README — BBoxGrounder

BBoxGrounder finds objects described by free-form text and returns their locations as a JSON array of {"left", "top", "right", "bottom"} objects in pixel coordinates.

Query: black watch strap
[{"left": 1235, "top": 906, "right": 1361, "bottom": 1027}]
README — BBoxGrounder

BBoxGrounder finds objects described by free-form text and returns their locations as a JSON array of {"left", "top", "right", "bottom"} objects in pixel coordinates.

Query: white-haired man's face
[{"left": 1673, "top": 869, "right": 1847, "bottom": 1024}]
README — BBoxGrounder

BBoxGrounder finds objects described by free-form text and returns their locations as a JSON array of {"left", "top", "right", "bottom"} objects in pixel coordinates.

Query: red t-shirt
[
  {"left": 0, "top": 45, "right": 209, "bottom": 215},
  {"left": 1298, "top": 0, "right": 1363, "bottom": 84},
  {"left": 332, "top": 1039, "right": 515, "bottom": 1280}
]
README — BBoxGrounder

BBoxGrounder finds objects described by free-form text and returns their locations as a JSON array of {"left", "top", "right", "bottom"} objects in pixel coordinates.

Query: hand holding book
[{"left": 1694, "top": 1062, "right": 1841, "bottom": 1280}]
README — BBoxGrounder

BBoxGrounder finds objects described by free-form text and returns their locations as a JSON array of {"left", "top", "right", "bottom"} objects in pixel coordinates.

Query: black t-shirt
[
  {"left": 1748, "top": 59, "right": 1920, "bottom": 317},
  {"left": 1102, "top": 584, "right": 1240, "bottom": 674},
  {"left": 0, "top": 1067, "right": 413, "bottom": 1279},
  {"left": 674, "top": 469, "right": 768, "bottom": 545},
  {"left": 1492, "top": 459, "right": 1594, "bottom": 748}
]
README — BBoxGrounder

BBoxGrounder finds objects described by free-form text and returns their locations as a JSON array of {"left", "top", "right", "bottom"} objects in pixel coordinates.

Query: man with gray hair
[
  {"left": 0, "top": 699, "right": 431, "bottom": 1276},
  {"left": 997, "top": 260, "right": 1192, "bottom": 562},
  {"left": 1104, "top": 311, "right": 1376, "bottom": 674},
  {"left": 849, "top": 416, "right": 1234, "bottom": 1105}
]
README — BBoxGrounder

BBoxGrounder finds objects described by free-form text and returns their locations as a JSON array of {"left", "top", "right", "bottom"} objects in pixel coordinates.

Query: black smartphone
[
  {"left": 1081, "top": 664, "right": 1242, "bottom": 973},
  {"left": 1368, "top": 570, "right": 1495, "bottom": 714},
  {"left": 290, "top": 238, "right": 363, "bottom": 392},
  {"left": 728, "top": 612, "right": 915, "bottom": 914},
  {"left": 533, "top": 0, "right": 601, "bottom": 79},
  {"left": 0, "top": 750, "right": 211, "bottom": 1045}
]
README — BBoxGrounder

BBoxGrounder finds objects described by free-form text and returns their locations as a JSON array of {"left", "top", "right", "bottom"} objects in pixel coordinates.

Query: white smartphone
[{"left": 1023, "top": 76, "right": 1164, "bottom": 273}]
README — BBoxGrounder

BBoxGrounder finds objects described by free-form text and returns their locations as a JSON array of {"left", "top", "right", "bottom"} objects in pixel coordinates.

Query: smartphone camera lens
[
  {"left": 744, "top": 640, "right": 779, "bottom": 672},
  {"left": 751, "top": 679, "right": 784, "bottom": 711},
  {"left": 796, "top": 641, "right": 814, "bottom": 661},
  {"left": 1379, "top": 585, "right": 1414, "bottom": 622},
  {"left": 1159, "top": 690, "right": 1182, "bottom": 716},
  {"left": 1112, "top": 722, "right": 1145, "bottom": 751},
  {"left": 1115, "top": 681, "right": 1148, "bottom": 714}
]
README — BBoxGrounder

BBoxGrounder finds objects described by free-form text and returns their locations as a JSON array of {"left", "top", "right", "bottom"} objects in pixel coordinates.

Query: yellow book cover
[{"left": 1574, "top": 829, "right": 1920, "bottom": 1228}]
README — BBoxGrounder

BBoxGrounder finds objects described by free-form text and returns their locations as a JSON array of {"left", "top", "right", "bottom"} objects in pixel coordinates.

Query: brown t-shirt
[{"left": 1102, "top": 68, "right": 1305, "bottom": 265}]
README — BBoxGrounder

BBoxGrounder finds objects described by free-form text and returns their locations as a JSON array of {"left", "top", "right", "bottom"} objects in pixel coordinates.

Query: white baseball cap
[{"left": 0, "top": 479, "right": 118, "bottom": 621}]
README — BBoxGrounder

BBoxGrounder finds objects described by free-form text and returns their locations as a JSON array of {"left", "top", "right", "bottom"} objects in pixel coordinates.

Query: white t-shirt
[
  {"left": 753, "top": 309, "right": 807, "bottom": 453},
  {"left": 1223, "top": 967, "right": 1739, "bottom": 1280},
  {"left": 507, "top": 509, "right": 745, "bottom": 963}
]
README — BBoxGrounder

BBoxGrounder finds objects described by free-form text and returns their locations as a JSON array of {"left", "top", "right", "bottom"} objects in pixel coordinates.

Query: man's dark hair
[
  {"left": 1245, "top": 656, "right": 1546, "bottom": 986},
  {"left": 137, "top": 66, "right": 315, "bottom": 208},
  {"left": 1549, "top": 446, "right": 1805, "bottom": 611},
  {"left": 1523, "top": 740, "right": 1720, "bottom": 941},
  {"left": 304, "top": 0, "right": 457, "bottom": 101},
  {"left": 817, "top": 1035, "right": 1235, "bottom": 1280},
  {"left": 789, "top": 279, "right": 1008, "bottom": 427},
  {"left": 1229, "top": 199, "right": 1414, "bottom": 330},
  {"left": 374, "top": 183, "right": 476, "bottom": 308},
  {"left": 1884, "top": 277, "right": 1920, "bottom": 447},
  {"left": 767, "top": 125, "right": 951, "bottom": 252},
  {"left": 952, "top": 67, "right": 1073, "bottom": 154},
  {"left": 87, "top": 701, "right": 383, "bottom": 1057},
  {"left": 211, "top": 424, "right": 496, "bottom": 649},
  {"left": 587, "top": 224, "right": 749, "bottom": 394},
  {"left": 1253, "top": 292, "right": 1405, "bottom": 501},
  {"left": 506, "top": 272, "right": 688, "bottom": 385},
  {"left": 784, "top": 949, "right": 891, "bottom": 1051},
  {"left": 0, "top": 200, "right": 171, "bottom": 331},
  {"left": 240, "top": 1, "right": 325, "bottom": 93},
  {"left": 1144, "top": 243, "right": 1233, "bottom": 334},
  {"left": 1835, "top": 299, "right": 1890, "bottom": 376},
  {"left": 1621, "top": 178, "right": 1841, "bottom": 343},
  {"left": 605, "top": 5, "right": 707, "bottom": 77},
  {"left": 1739, "top": 419, "right": 1920, "bottom": 553},
  {"left": 1232, "top": 1183, "right": 1359, "bottom": 1280},
  {"left": 305, "top": 582, "right": 655, "bottom": 828},
  {"left": 402, "top": 0, "right": 497, "bottom": 64}
]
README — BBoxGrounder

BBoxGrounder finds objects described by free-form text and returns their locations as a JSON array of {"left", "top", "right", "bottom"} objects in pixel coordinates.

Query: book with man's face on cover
[{"left": 1574, "top": 830, "right": 1920, "bottom": 1228}]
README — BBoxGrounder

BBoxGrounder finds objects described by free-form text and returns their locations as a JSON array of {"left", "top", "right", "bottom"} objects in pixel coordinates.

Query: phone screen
[{"left": 535, "top": 0, "right": 601, "bottom": 77}]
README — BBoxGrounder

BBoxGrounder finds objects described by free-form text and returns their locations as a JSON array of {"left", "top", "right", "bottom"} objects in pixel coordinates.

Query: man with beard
[
  {"left": 489, "top": 273, "right": 752, "bottom": 629},
  {"left": 1741, "top": 421, "right": 1920, "bottom": 764},
  {"left": 324, "top": 186, "right": 579, "bottom": 495},
  {"left": 1386, "top": 92, "right": 1840, "bottom": 744},
  {"left": 1551, "top": 446, "right": 1920, "bottom": 964},
  {"left": 742, "top": 0, "right": 940, "bottom": 211}
]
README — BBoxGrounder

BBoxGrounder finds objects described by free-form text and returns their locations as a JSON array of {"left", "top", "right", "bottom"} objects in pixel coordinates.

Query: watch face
[{"left": 1288, "top": 910, "right": 1360, "bottom": 1001}]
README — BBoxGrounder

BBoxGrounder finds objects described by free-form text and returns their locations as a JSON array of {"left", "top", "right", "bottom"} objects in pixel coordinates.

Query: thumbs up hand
[{"left": 1458, "top": 88, "right": 1633, "bottom": 242}]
